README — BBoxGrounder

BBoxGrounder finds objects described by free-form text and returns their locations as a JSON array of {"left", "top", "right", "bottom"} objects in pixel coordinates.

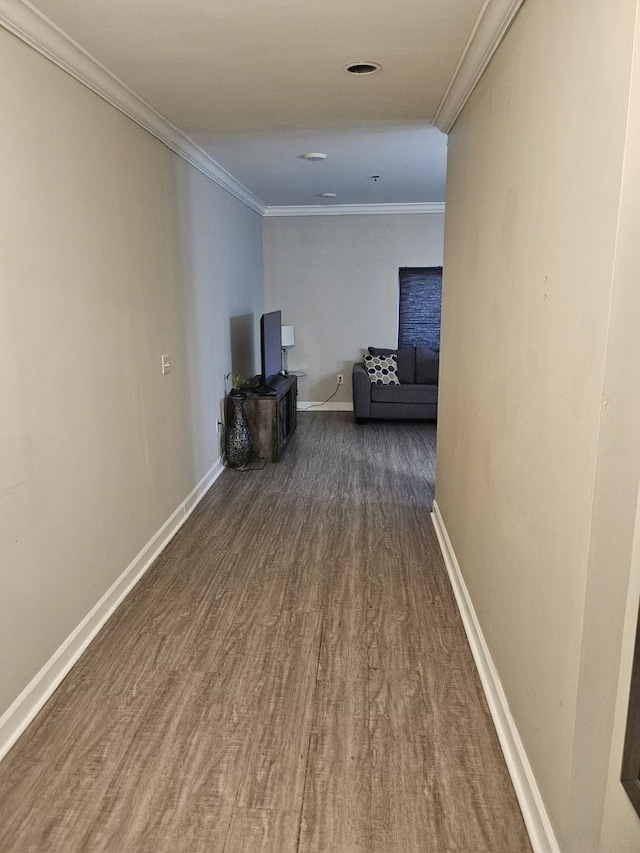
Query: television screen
[{"left": 260, "top": 310, "right": 282, "bottom": 384}]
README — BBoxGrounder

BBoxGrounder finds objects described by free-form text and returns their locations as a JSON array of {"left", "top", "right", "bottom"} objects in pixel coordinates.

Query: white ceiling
[{"left": 21, "top": 0, "right": 491, "bottom": 208}]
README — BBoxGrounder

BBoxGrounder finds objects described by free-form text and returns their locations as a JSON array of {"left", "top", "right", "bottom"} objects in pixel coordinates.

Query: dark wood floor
[{"left": 0, "top": 413, "right": 532, "bottom": 852}]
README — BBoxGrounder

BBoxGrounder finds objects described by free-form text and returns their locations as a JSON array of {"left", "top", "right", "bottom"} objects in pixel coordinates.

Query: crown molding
[
  {"left": 1, "top": 0, "right": 524, "bottom": 208},
  {"left": 0, "top": 0, "right": 267, "bottom": 214},
  {"left": 264, "top": 202, "right": 445, "bottom": 217},
  {"left": 433, "top": 0, "right": 526, "bottom": 133}
]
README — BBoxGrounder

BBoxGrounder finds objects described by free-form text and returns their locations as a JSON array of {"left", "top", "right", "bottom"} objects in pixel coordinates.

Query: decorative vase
[{"left": 225, "top": 390, "right": 252, "bottom": 470}]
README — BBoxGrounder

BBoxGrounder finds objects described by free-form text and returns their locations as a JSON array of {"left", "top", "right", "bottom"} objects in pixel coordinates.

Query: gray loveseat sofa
[{"left": 352, "top": 345, "right": 439, "bottom": 423}]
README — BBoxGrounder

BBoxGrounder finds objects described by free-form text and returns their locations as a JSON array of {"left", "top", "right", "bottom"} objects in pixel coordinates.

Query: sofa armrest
[{"left": 352, "top": 363, "right": 371, "bottom": 419}]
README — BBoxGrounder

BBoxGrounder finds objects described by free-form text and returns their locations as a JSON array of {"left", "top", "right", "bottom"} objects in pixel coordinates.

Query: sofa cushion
[
  {"left": 371, "top": 384, "right": 438, "bottom": 405},
  {"left": 368, "top": 346, "right": 415, "bottom": 383},
  {"left": 415, "top": 346, "right": 439, "bottom": 385},
  {"left": 363, "top": 353, "right": 400, "bottom": 385}
]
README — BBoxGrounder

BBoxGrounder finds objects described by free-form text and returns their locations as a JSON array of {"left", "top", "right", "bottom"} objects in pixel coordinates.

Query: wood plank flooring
[{"left": 0, "top": 413, "right": 532, "bottom": 852}]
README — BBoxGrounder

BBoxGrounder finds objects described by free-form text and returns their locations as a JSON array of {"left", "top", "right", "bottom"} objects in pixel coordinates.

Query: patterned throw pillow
[{"left": 363, "top": 353, "right": 400, "bottom": 385}]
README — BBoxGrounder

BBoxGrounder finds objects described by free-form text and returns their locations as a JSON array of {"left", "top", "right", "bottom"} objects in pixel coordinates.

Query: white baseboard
[
  {"left": 430, "top": 500, "right": 560, "bottom": 853},
  {"left": 297, "top": 401, "right": 353, "bottom": 412},
  {"left": 0, "top": 458, "right": 224, "bottom": 762}
]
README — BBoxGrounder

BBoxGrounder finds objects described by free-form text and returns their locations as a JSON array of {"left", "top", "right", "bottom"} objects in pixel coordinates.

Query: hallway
[{"left": 0, "top": 413, "right": 531, "bottom": 852}]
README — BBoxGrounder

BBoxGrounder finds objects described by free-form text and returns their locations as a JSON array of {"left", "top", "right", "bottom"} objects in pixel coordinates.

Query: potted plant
[{"left": 226, "top": 373, "right": 245, "bottom": 395}]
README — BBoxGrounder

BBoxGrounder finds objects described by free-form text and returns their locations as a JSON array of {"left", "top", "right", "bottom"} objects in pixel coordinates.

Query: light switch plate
[{"left": 161, "top": 354, "right": 170, "bottom": 375}]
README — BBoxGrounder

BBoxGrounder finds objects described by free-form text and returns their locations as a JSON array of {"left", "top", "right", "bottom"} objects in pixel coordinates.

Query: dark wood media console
[{"left": 243, "top": 374, "right": 297, "bottom": 462}]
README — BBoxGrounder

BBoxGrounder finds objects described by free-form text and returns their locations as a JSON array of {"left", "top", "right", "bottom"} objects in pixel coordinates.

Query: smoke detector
[{"left": 300, "top": 152, "right": 327, "bottom": 161}]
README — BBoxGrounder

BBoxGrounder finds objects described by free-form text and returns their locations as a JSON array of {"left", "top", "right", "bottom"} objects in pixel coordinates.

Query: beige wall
[
  {"left": 598, "top": 2, "right": 640, "bottom": 848},
  {"left": 263, "top": 214, "right": 443, "bottom": 403},
  {"left": 436, "top": 0, "right": 639, "bottom": 849},
  {"left": 0, "top": 30, "right": 263, "bottom": 718}
]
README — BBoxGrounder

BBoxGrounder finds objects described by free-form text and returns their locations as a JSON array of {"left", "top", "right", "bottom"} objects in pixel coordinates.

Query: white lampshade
[{"left": 281, "top": 325, "right": 295, "bottom": 348}]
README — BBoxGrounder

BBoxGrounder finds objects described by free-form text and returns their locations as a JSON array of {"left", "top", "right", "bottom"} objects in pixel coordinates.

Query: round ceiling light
[
  {"left": 300, "top": 152, "right": 327, "bottom": 161},
  {"left": 319, "top": 192, "right": 337, "bottom": 198},
  {"left": 344, "top": 61, "right": 381, "bottom": 75}
]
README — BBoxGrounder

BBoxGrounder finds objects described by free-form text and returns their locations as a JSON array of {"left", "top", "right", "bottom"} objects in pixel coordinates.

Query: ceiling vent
[{"left": 344, "top": 62, "right": 381, "bottom": 75}]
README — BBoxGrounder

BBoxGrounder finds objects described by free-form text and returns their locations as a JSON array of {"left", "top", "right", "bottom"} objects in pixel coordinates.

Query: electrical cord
[
  {"left": 240, "top": 454, "right": 266, "bottom": 471},
  {"left": 298, "top": 379, "right": 342, "bottom": 411}
]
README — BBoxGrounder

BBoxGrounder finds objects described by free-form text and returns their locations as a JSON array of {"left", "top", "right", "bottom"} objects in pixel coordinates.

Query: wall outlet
[
  {"left": 161, "top": 354, "right": 170, "bottom": 375},
  {"left": 337, "top": 373, "right": 344, "bottom": 385}
]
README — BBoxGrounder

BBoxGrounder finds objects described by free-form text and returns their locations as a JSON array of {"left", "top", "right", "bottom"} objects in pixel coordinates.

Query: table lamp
[{"left": 281, "top": 325, "right": 295, "bottom": 375}]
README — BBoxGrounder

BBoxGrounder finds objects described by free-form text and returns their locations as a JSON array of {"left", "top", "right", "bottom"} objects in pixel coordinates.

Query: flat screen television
[{"left": 260, "top": 310, "right": 282, "bottom": 386}]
